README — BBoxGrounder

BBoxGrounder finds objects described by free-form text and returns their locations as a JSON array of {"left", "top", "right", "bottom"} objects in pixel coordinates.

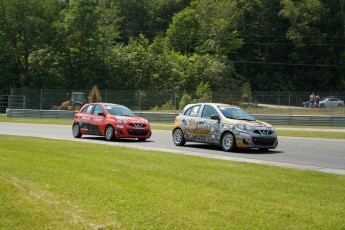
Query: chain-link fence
[{"left": 4, "top": 88, "right": 345, "bottom": 116}]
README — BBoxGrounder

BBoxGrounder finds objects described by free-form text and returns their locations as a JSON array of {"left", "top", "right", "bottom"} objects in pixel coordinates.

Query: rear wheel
[
  {"left": 173, "top": 129, "right": 186, "bottom": 146},
  {"left": 72, "top": 123, "right": 82, "bottom": 138},
  {"left": 221, "top": 132, "right": 235, "bottom": 152},
  {"left": 105, "top": 125, "right": 115, "bottom": 141},
  {"left": 338, "top": 104, "right": 343, "bottom": 107}
]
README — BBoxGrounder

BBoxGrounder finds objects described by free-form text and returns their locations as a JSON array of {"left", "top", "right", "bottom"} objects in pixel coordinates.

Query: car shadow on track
[
  {"left": 184, "top": 143, "right": 283, "bottom": 155},
  {"left": 80, "top": 136, "right": 155, "bottom": 143}
]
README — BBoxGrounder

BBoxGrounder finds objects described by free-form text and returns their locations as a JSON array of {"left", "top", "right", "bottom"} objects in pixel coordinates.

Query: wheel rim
[
  {"left": 174, "top": 130, "right": 182, "bottom": 144},
  {"left": 106, "top": 126, "right": 113, "bottom": 139},
  {"left": 222, "top": 134, "right": 232, "bottom": 150},
  {"left": 73, "top": 124, "right": 79, "bottom": 136}
]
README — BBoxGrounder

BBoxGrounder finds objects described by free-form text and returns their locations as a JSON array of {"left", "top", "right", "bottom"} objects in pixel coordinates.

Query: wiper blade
[{"left": 238, "top": 118, "right": 256, "bottom": 121}]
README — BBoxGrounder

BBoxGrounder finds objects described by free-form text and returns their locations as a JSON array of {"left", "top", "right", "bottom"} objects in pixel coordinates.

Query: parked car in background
[
  {"left": 172, "top": 103, "right": 278, "bottom": 152},
  {"left": 318, "top": 98, "right": 344, "bottom": 108},
  {"left": 302, "top": 100, "right": 313, "bottom": 107},
  {"left": 72, "top": 103, "right": 151, "bottom": 141}
]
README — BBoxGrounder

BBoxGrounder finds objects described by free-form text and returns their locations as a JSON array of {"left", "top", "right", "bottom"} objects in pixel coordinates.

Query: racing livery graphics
[
  {"left": 172, "top": 103, "right": 278, "bottom": 152},
  {"left": 72, "top": 103, "right": 151, "bottom": 141}
]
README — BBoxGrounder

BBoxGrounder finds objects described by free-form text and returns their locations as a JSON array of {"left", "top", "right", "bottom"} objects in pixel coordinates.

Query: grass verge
[
  {"left": 0, "top": 115, "right": 72, "bottom": 125},
  {"left": 276, "top": 130, "right": 345, "bottom": 139},
  {"left": 1, "top": 135, "right": 345, "bottom": 229}
]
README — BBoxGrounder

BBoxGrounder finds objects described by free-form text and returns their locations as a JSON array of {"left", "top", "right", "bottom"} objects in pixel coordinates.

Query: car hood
[
  {"left": 225, "top": 119, "right": 272, "bottom": 128},
  {"left": 112, "top": 115, "right": 148, "bottom": 124}
]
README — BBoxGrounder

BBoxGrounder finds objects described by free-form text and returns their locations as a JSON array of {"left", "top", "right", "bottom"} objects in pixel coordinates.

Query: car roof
[
  {"left": 184, "top": 102, "right": 239, "bottom": 108},
  {"left": 89, "top": 102, "right": 124, "bottom": 106}
]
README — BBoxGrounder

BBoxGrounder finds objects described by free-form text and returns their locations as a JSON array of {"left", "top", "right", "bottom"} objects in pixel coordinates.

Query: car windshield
[
  {"left": 218, "top": 106, "right": 256, "bottom": 121},
  {"left": 105, "top": 105, "right": 135, "bottom": 117}
]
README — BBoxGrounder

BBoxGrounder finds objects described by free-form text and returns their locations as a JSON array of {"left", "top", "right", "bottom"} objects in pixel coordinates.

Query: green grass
[
  {"left": 246, "top": 106, "right": 345, "bottom": 116},
  {"left": 0, "top": 135, "right": 344, "bottom": 229},
  {"left": 0, "top": 115, "right": 72, "bottom": 125},
  {"left": 276, "top": 130, "right": 345, "bottom": 139}
]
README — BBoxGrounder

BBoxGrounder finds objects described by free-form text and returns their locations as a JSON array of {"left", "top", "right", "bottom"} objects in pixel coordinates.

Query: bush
[{"left": 179, "top": 93, "right": 192, "bottom": 110}]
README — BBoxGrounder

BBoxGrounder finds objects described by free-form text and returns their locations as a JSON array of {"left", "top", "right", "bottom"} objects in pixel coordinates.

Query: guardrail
[
  {"left": 5, "top": 109, "right": 345, "bottom": 126},
  {"left": 6, "top": 109, "right": 76, "bottom": 119}
]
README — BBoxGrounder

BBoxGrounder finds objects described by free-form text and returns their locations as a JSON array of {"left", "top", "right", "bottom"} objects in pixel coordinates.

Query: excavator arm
[{"left": 87, "top": 85, "right": 102, "bottom": 103}]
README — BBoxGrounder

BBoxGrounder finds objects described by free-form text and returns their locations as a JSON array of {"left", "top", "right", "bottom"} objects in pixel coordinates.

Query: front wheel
[
  {"left": 105, "top": 125, "right": 115, "bottom": 141},
  {"left": 221, "top": 132, "right": 235, "bottom": 152},
  {"left": 72, "top": 123, "right": 82, "bottom": 138},
  {"left": 173, "top": 129, "right": 186, "bottom": 146},
  {"left": 138, "top": 138, "right": 146, "bottom": 142}
]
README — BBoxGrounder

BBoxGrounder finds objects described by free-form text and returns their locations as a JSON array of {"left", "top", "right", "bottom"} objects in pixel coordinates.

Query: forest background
[{"left": 0, "top": 0, "right": 344, "bottom": 95}]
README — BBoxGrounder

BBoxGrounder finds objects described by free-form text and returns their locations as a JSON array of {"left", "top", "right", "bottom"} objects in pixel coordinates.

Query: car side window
[
  {"left": 184, "top": 105, "right": 201, "bottom": 117},
  {"left": 93, "top": 104, "right": 104, "bottom": 115},
  {"left": 82, "top": 105, "right": 93, "bottom": 114},
  {"left": 201, "top": 105, "right": 217, "bottom": 119}
]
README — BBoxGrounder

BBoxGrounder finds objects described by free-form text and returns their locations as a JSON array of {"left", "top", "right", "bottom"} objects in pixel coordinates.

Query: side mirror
[
  {"left": 98, "top": 112, "right": 105, "bottom": 117},
  {"left": 211, "top": 114, "right": 220, "bottom": 121}
]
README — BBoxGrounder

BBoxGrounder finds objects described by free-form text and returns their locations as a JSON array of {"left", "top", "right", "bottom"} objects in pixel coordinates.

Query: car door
[
  {"left": 88, "top": 104, "right": 106, "bottom": 135},
  {"left": 330, "top": 98, "right": 340, "bottom": 107},
  {"left": 197, "top": 105, "right": 221, "bottom": 143},
  {"left": 77, "top": 104, "right": 94, "bottom": 133},
  {"left": 181, "top": 104, "right": 202, "bottom": 141}
]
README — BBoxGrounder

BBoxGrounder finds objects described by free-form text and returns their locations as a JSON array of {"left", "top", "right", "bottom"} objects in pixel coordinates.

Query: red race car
[{"left": 72, "top": 103, "right": 151, "bottom": 141}]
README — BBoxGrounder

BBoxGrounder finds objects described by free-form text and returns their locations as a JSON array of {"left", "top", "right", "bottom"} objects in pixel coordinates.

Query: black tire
[
  {"left": 72, "top": 102, "right": 83, "bottom": 111},
  {"left": 338, "top": 104, "right": 343, "bottom": 107},
  {"left": 105, "top": 125, "right": 115, "bottom": 141},
  {"left": 320, "top": 104, "right": 325, "bottom": 108},
  {"left": 173, "top": 129, "right": 186, "bottom": 146},
  {"left": 72, "top": 123, "right": 82, "bottom": 138},
  {"left": 138, "top": 138, "right": 146, "bottom": 142},
  {"left": 221, "top": 132, "right": 236, "bottom": 152}
]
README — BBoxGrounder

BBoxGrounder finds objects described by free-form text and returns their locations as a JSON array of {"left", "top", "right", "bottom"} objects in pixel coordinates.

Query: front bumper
[
  {"left": 235, "top": 131, "right": 278, "bottom": 149},
  {"left": 114, "top": 125, "right": 152, "bottom": 139}
]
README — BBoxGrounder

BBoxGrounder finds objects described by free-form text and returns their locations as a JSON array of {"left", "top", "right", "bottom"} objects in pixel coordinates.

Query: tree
[
  {"left": 234, "top": 0, "right": 293, "bottom": 90},
  {"left": 193, "top": 0, "right": 243, "bottom": 57},
  {"left": 280, "top": 0, "right": 345, "bottom": 90},
  {"left": 196, "top": 81, "right": 212, "bottom": 102},
  {"left": 166, "top": 7, "right": 201, "bottom": 54},
  {"left": 0, "top": 0, "right": 62, "bottom": 88}
]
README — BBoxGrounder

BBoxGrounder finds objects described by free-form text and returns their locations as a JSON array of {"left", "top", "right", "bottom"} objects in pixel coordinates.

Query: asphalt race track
[{"left": 1, "top": 122, "right": 345, "bottom": 175}]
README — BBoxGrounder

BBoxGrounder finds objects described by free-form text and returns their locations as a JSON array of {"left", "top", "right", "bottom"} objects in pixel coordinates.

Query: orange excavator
[{"left": 57, "top": 85, "right": 102, "bottom": 111}]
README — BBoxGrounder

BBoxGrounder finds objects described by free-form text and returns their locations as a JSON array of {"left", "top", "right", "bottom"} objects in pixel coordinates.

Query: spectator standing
[
  {"left": 315, "top": 94, "right": 320, "bottom": 107},
  {"left": 309, "top": 92, "right": 315, "bottom": 108}
]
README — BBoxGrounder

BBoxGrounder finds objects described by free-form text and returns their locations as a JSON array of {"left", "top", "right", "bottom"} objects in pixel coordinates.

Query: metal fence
[
  {"left": 6, "top": 109, "right": 345, "bottom": 126},
  {"left": 0, "top": 95, "right": 10, "bottom": 113},
  {"left": 3, "top": 89, "right": 345, "bottom": 116}
]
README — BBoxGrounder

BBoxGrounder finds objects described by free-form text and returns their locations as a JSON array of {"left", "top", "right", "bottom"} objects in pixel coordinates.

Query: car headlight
[
  {"left": 237, "top": 123, "right": 252, "bottom": 131},
  {"left": 116, "top": 117, "right": 127, "bottom": 124}
]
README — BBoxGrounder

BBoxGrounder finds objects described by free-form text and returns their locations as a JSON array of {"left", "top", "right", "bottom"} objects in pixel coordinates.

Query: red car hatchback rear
[{"left": 72, "top": 103, "right": 151, "bottom": 141}]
